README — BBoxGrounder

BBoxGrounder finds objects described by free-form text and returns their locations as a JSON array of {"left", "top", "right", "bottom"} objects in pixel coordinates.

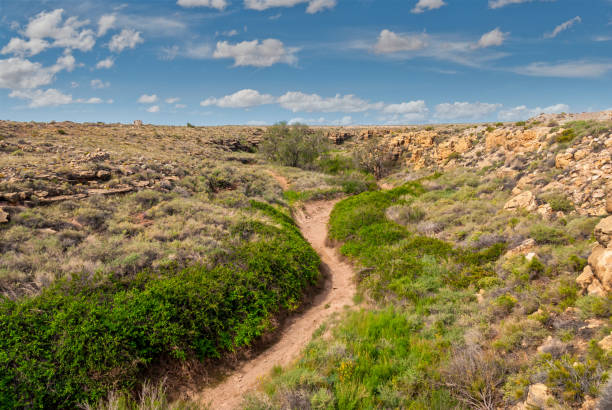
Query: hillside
[{"left": 0, "top": 113, "right": 611, "bottom": 409}]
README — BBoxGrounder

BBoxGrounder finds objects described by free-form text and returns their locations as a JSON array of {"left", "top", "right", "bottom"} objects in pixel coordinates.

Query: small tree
[
  {"left": 259, "top": 122, "right": 329, "bottom": 169},
  {"left": 352, "top": 137, "right": 396, "bottom": 179}
]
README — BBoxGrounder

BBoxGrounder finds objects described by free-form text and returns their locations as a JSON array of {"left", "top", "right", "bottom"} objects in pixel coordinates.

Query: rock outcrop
[
  {"left": 504, "top": 191, "right": 537, "bottom": 212},
  {"left": 577, "top": 216, "right": 612, "bottom": 295}
]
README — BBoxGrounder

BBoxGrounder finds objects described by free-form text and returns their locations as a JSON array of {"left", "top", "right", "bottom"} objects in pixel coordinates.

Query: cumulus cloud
[
  {"left": 544, "top": 16, "right": 581, "bottom": 39},
  {"left": 278, "top": 91, "right": 384, "bottom": 112},
  {"left": 97, "top": 14, "right": 116, "bottom": 37},
  {"left": 374, "top": 30, "right": 428, "bottom": 54},
  {"left": 434, "top": 101, "right": 502, "bottom": 120},
  {"left": 95, "top": 57, "right": 114, "bottom": 69},
  {"left": 200, "top": 89, "right": 275, "bottom": 108},
  {"left": 213, "top": 39, "right": 298, "bottom": 67},
  {"left": 244, "top": 0, "right": 337, "bottom": 13},
  {"left": 138, "top": 94, "right": 158, "bottom": 103},
  {"left": 24, "top": 9, "right": 95, "bottom": 52},
  {"left": 1, "top": 38, "right": 49, "bottom": 56},
  {"left": 146, "top": 105, "right": 160, "bottom": 113},
  {"left": 1, "top": 9, "right": 95, "bottom": 56},
  {"left": 412, "top": 0, "right": 446, "bottom": 14},
  {"left": 498, "top": 103, "right": 569, "bottom": 121},
  {"left": 0, "top": 55, "right": 75, "bottom": 90},
  {"left": 177, "top": 0, "right": 228, "bottom": 9},
  {"left": 165, "top": 97, "right": 180, "bottom": 103},
  {"left": 90, "top": 79, "right": 110, "bottom": 89},
  {"left": 476, "top": 28, "right": 508, "bottom": 48},
  {"left": 517, "top": 61, "right": 612, "bottom": 78},
  {"left": 109, "top": 29, "right": 143, "bottom": 53},
  {"left": 381, "top": 100, "right": 429, "bottom": 122},
  {"left": 9, "top": 88, "right": 72, "bottom": 107}
]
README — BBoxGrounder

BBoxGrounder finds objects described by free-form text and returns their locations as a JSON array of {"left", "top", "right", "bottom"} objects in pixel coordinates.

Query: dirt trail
[{"left": 193, "top": 199, "right": 356, "bottom": 409}]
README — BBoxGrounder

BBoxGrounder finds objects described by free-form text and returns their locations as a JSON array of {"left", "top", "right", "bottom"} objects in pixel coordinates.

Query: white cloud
[
  {"left": 278, "top": 91, "right": 383, "bottom": 112},
  {"left": 244, "top": 0, "right": 336, "bottom": 13},
  {"left": 517, "top": 61, "right": 612, "bottom": 78},
  {"left": 434, "top": 101, "right": 502, "bottom": 120},
  {"left": 489, "top": 0, "right": 537, "bottom": 8},
  {"left": 498, "top": 103, "right": 569, "bottom": 121},
  {"left": 412, "top": 0, "right": 446, "bottom": 14},
  {"left": 213, "top": 39, "right": 298, "bottom": 67},
  {"left": 288, "top": 116, "right": 325, "bottom": 124},
  {"left": 138, "top": 94, "right": 158, "bottom": 103},
  {"left": 147, "top": 105, "right": 160, "bottom": 113},
  {"left": 544, "top": 16, "right": 581, "bottom": 39},
  {"left": 165, "top": 97, "right": 180, "bottom": 103},
  {"left": 23, "top": 9, "right": 95, "bottom": 52},
  {"left": 82, "top": 97, "right": 103, "bottom": 104},
  {"left": 374, "top": 29, "right": 428, "bottom": 54},
  {"left": 185, "top": 43, "right": 213, "bottom": 59},
  {"left": 109, "top": 29, "right": 143, "bottom": 53},
  {"left": 476, "top": 28, "right": 508, "bottom": 48},
  {"left": 177, "top": 0, "right": 228, "bottom": 9},
  {"left": 201, "top": 89, "right": 275, "bottom": 108},
  {"left": 9, "top": 88, "right": 72, "bottom": 107},
  {"left": 382, "top": 100, "right": 428, "bottom": 115},
  {"left": 331, "top": 115, "right": 353, "bottom": 126},
  {"left": 0, "top": 56, "right": 73, "bottom": 90},
  {"left": 97, "top": 15, "right": 116, "bottom": 37},
  {"left": 91, "top": 79, "right": 110, "bottom": 89},
  {"left": 1, "top": 38, "right": 49, "bottom": 56},
  {"left": 95, "top": 57, "right": 114, "bottom": 69}
]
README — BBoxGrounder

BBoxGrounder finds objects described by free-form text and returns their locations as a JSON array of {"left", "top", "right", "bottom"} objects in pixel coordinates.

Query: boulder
[
  {"left": 573, "top": 149, "right": 588, "bottom": 161},
  {"left": 589, "top": 246, "right": 612, "bottom": 292},
  {"left": 0, "top": 207, "right": 8, "bottom": 224},
  {"left": 504, "top": 191, "right": 537, "bottom": 212},
  {"left": 555, "top": 152, "right": 574, "bottom": 169},
  {"left": 537, "top": 204, "right": 553, "bottom": 220},
  {"left": 506, "top": 238, "right": 536, "bottom": 257},
  {"left": 598, "top": 332, "right": 612, "bottom": 351},
  {"left": 594, "top": 216, "right": 612, "bottom": 247},
  {"left": 576, "top": 266, "right": 594, "bottom": 289},
  {"left": 606, "top": 196, "right": 612, "bottom": 214},
  {"left": 537, "top": 336, "right": 566, "bottom": 356},
  {"left": 525, "top": 383, "right": 554, "bottom": 409}
]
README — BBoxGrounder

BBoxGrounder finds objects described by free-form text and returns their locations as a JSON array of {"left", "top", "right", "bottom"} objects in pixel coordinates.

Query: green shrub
[
  {"left": 494, "top": 294, "right": 517, "bottom": 314},
  {"left": 0, "top": 201, "right": 320, "bottom": 408},
  {"left": 259, "top": 122, "right": 329, "bottom": 170},
  {"left": 556, "top": 129, "right": 575, "bottom": 143},
  {"left": 543, "top": 193, "right": 574, "bottom": 212},
  {"left": 530, "top": 224, "right": 569, "bottom": 245}
]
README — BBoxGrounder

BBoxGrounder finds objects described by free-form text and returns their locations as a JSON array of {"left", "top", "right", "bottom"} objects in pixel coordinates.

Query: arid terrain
[{"left": 1, "top": 112, "right": 612, "bottom": 409}]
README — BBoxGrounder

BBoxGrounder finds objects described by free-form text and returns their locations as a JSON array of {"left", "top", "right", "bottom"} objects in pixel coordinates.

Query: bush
[
  {"left": 444, "top": 347, "right": 506, "bottom": 409},
  {"left": 530, "top": 224, "right": 569, "bottom": 245},
  {"left": 543, "top": 193, "right": 574, "bottom": 212},
  {"left": 352, "top": 138, "right": 396, "bottom": 179},
  {"left": 556, "top": 129, "right": 575, "bottom": 143},
  {"left": 0, "top": 201, "right": 320, "bottom": 408},
  {"left": 259, "top": 122, "right": 329, "bottom": 170}
]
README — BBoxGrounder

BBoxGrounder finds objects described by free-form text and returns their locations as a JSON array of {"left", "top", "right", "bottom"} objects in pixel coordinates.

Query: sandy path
[{"left": 193, "top": 199, "right": 355, "bottom": 409}]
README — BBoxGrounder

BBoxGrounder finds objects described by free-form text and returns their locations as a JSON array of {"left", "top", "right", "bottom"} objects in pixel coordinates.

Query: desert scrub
[
  {"left": 259, "top": 122, "right": 329, "bottom": 170},
  {"left": 250, "top": 308, "right": 457, "bottom": 409},
  {"left": 0, "top": 201, "right": 320, "bottom": 408}
]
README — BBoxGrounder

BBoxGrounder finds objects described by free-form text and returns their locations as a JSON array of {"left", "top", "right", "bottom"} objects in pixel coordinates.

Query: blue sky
[{"left": 1, "top": 0, "right": 611, "bottom": 125}]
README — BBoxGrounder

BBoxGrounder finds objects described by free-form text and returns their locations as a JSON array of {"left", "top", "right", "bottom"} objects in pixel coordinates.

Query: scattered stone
[
  {"left": 555, "top": 151, "right": 574, "bottom": 169},
  {"left": 598, "top": 333, "right": 612, "bottom": 351},
  {"left": 526, "top": 252, "right": 537, "bottom": 262},
  {"left": 96, "top": 170, "right": 111, "bottom": 180},
  {"left": 506, "top": 238, "right": 536, "bottom": 257},
  {"left": 594, "top": 216, "right": 612, "bottom": 248},
  {"left": 589, "top": 246, "right": 612, "bottom": 292},
  {"left": 88, "top": 186, "right": 133, "bottom": 195},
  {"left": 525, "top": 383, "right": 554, "bottom": 409},
  {"left": 607, "top": 196, "right": 612, "bottom": 214},
  {"left": 537, "top": 203, "right": 553, "bottom": 220},
  {"left": 504, "top": 191, "right": 537, "bottom": 212},
  {"left": 40, "top": 194, "right": 87, "bottom": 203},
  {"left": 0, "top": 207, "right": 8, "bottom": 223}
]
